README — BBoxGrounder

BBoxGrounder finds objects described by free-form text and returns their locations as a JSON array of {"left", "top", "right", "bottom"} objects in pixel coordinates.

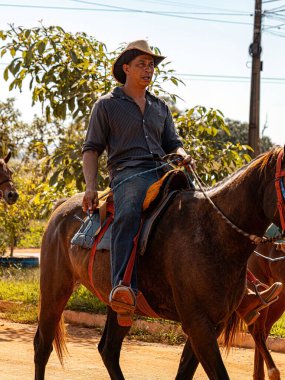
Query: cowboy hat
[{"left": 112, "top": 40, "right": 166, "bottom": 84}]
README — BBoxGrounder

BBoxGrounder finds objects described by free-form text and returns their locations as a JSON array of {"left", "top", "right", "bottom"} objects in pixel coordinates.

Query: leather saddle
[{"left": 71, "top": 169, "right": 193, "bottom": 254}]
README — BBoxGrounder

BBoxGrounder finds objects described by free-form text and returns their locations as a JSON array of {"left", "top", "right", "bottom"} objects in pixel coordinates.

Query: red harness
[{"left": 275, "top": 149, "right": 285, "bottom": 231}]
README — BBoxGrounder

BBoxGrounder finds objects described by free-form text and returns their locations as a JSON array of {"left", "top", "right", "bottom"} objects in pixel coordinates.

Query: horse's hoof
[{"left": 268, "top": 367, "right": 281, "bottom": 380}]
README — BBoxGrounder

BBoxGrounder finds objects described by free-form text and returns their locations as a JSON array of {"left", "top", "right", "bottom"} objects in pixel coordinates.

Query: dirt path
[{"left": 0, "top": 319, "right": 285, "bottom": 379}]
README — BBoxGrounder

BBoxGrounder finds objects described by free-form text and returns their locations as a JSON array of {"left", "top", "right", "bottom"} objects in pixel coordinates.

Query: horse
[
  {"left": 246, "top": 241, "right": 285, "bottom": 380},
  {"left": 34, "top": 146, "right": 285, "bottom": 380},
  {"left": 0, "top": 152, "right": 18, "bottom": 205}
]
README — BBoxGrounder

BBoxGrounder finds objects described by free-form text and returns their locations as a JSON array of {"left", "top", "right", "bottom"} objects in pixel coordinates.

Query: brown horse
[
  {"left": 0, "top": 152, "right": 18, "bottom": 205},
  {"left": 34, "top": 146, "right": 285, "bottom": 380},
  {"left": 247, "top": 242, "right": 285, "bottom": 380}
]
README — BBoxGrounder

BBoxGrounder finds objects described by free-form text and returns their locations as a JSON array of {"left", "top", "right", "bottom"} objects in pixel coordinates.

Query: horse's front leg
[{"left": 99, "top": 306, "right": 131, "bottom": 380}]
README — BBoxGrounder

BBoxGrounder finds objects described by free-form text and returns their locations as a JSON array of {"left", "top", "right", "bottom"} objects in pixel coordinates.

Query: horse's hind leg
[
  {"left": 34, "top": 256, "right": 75, "bottom": 380},
  {"left": 175, "top": 339, "right": 199, "bottom": 379},
  {"left": 249, "top": 319, "right": 280, "bottom": 380},
  {"left": 179, "top": 316, "right": 229, "bottom": 380},
  {"left": 98, "top": 306, "right": 131, "bottom": 380}
]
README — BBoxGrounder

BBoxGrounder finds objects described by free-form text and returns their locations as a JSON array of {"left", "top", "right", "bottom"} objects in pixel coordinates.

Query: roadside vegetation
[
  {"left": 0, "top": 266, "right": 186, "bottom": 344},
  {"left": 0, "top": 266, "right": 284, "bottom": 345}
]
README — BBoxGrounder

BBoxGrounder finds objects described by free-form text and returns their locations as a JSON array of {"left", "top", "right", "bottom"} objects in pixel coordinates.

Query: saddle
[{"left": 71, "top": 169, "right": 192, "bottom": 254}]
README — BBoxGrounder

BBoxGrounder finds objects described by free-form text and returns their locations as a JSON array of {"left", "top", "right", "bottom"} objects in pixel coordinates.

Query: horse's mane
[{"left": 208, "top": 146, "right": 282, "bottom": 192}]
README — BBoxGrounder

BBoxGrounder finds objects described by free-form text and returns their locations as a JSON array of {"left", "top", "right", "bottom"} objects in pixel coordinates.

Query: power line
[
  {"left": 71, "top": 0, "right": 251, "bottom": 14},
  {"left": 177, "top": 73, "right": 285, "bottom": 81},
  {"left": 263, "top": 0, "right": 282, "bottom": 3},
  {"left": 1, "top": 62, "right": 284, "bottom": 83},
  {"left": 0, "top": 3, "right": 253, "bottom": 25}
]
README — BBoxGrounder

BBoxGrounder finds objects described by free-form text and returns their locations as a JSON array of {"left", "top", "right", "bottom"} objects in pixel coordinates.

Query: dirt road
[{"left": 0, "top": 319, "right": 285, "bottom": 379}]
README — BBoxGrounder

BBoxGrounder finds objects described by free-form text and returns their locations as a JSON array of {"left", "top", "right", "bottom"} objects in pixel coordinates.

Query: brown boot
[{"left": 236, "top": 282, "right": 283, "bottom": 326}]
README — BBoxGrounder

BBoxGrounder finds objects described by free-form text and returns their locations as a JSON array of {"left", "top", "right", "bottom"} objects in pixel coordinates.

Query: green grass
[
  {"left": 0, "top": 266, "right": 106, "bottom": 323},
  {"left": 0, "top": 267, "right": 39, "bottom": 323},
  {"left": 269, "top": 313, "right": 285, "bottom": 338},
  {"left": 128, "top": 323, "right": 186, "bottom": 345},
  {"left": 67, "top": 285, "right": 107, "bottom": 314}
]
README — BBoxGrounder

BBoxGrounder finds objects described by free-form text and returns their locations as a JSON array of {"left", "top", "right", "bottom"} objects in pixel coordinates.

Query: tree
[
  {"left": 220, "top": 119, "right": 274, "bottom": 153},
  {"left": 0, "top": 177, "right": 36, "bottom": 256},
  {"left": 176, "top": 107, "right": 252, "bottom": 185},
  {"left": 0, "top": 98, "right": 28, "bottom": 157}
]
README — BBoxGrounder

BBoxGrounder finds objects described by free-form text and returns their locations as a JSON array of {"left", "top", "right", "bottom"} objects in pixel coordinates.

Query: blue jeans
[{"left": 110, "top": 166, "right": 165, "bottom": 293}]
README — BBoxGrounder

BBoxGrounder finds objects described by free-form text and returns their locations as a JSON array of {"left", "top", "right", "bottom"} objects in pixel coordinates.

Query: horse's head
[
  {"left": 0, "top": 152, "right": 19, "bottom": 205},
  {"left": 261, "top": 146, "right": 285, "bottom": 231}
]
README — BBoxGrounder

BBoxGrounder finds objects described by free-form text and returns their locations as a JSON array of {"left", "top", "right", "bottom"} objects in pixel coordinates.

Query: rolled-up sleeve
[
  {"left": 82, "top": 99, "right": 109, "bottom": 155},
  {"left": 161, "top": 106, "right": 183, "bottom": 153}
]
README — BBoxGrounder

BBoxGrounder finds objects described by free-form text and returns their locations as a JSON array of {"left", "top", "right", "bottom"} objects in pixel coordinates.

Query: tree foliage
[
  {"left": 221, "top": 119, "right": 274, "bottom": 153},
  {"left": 0, "top": 176, "right": 36, "bottom": 256},
  {"left": 0, "top": 97, "right": 28, "bottom": 157},
  {"left": 176, "top": 107, "right": 252, "bottom": 184},
  {"left": 0, "top": 25, "right": 183, "bottom": 122}
]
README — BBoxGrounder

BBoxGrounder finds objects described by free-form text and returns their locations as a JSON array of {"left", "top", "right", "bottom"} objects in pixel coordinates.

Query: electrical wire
[{"left": 0, "top": 2, "right": 253, "bottom": 25}]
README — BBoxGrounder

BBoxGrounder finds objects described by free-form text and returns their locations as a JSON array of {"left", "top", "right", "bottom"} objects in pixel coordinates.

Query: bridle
[
  {"left": 0, "top": 178, "right": 13, "bottom": 199},
  {"left": 275, "top": 149, "right": 285, "bottom": 231},
  {"left": 187, "top": 149, "right": 285, "bottom": 245}
]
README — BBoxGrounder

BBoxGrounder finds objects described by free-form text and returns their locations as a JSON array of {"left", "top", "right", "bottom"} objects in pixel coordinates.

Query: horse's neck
[{"left": 207, "top": 165, "right": 270, "bottom": 239}]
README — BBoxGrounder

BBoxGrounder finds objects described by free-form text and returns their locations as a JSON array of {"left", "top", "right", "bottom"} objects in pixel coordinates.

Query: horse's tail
[
  {"left": 222, "top": 311, "right": 243, "bottom": 353},
  {"left": 53, "top": 314, "right": 68, "bottom": 366}
]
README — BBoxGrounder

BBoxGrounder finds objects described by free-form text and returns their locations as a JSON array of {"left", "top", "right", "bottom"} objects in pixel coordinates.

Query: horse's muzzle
[{"left": 5, "top": 190, "right": 19, "bottom": 205}]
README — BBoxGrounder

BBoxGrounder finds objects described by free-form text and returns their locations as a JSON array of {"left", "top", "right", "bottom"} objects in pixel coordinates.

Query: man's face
[{"left": 123, "top": 54, "right": 155, "bottom": 87}]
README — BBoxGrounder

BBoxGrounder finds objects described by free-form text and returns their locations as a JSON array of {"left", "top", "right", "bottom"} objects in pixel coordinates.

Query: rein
[
  {"left": 187, "top": 150, "right": 285, "bottom": 245},
  {"left": 0, "top": 178, "right": 11, "bottom": 187},
  {"left": 254, "top": 250, "right": 285, "bottom": 262},
  {"left": 96, "top": 158, "right": 180, "bottom": 203}
]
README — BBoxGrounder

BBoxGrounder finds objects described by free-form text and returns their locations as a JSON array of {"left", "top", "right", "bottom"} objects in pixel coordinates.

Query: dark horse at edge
[
  {"left": 0, "top": 152, "right": 18, "bottom": 205},
  {"left": 34, "top": 146, "right": 285, "bottom": 380}
]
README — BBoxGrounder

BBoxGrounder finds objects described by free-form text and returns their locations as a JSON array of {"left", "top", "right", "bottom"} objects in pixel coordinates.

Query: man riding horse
[{"left": 82, "top": 40, "right": 282, "bottom": 327}]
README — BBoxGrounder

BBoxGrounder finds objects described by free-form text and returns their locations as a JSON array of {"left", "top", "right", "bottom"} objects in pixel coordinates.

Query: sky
[{"left": 0, "top": 0, "right": 285, "bottom": 145}]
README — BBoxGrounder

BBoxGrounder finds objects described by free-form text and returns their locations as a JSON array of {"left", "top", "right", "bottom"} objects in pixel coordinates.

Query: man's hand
[
  {"left": 82, "top": 189, "right": 99, "bottom": 214},
  {"left": 177, "top": 154, "right": 196, "bottom": 171}
]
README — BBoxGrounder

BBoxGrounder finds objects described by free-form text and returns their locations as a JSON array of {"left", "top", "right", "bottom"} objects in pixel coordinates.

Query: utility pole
[{"left": 248, "top": 0, "right": 262, "bottom": 157}]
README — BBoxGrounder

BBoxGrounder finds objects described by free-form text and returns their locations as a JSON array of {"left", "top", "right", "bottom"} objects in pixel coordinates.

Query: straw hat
[{"left": 112, "top": 40, "right": 166, "bottom": 84}]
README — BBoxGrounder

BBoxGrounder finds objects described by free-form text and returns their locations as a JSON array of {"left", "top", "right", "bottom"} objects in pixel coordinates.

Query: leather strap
[
  {"left": 88, "top": 215, "right": 113, "bottom": 301},
  {"left": 122, "top": 222, "right": 143, "bottom": 286},
  {"left": 99, "top": 201, "right": 107, "bottom": 226},
  {"left": 275, "top": 150, "right": 285, "bottom": 231}
]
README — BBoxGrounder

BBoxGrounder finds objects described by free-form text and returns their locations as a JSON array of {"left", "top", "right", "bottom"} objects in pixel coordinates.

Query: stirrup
[
  {"left": 109, "top": 284, "right": 136, "bottom": 313},
  {"left": 109, "top": 284, "right": 136, "bottom": 327},
  {"left": 253, "top": 282, "right": 282, "bottom": 309}
]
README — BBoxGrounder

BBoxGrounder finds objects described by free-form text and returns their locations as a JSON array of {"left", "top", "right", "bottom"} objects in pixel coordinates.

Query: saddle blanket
[{"left": 71, "top": 213, "right": 111, "bottom": 250}]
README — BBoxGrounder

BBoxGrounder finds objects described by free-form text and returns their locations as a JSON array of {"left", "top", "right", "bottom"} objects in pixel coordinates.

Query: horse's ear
[{"left": 4, "top": 151, "right": 11, "bottom": 163}]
